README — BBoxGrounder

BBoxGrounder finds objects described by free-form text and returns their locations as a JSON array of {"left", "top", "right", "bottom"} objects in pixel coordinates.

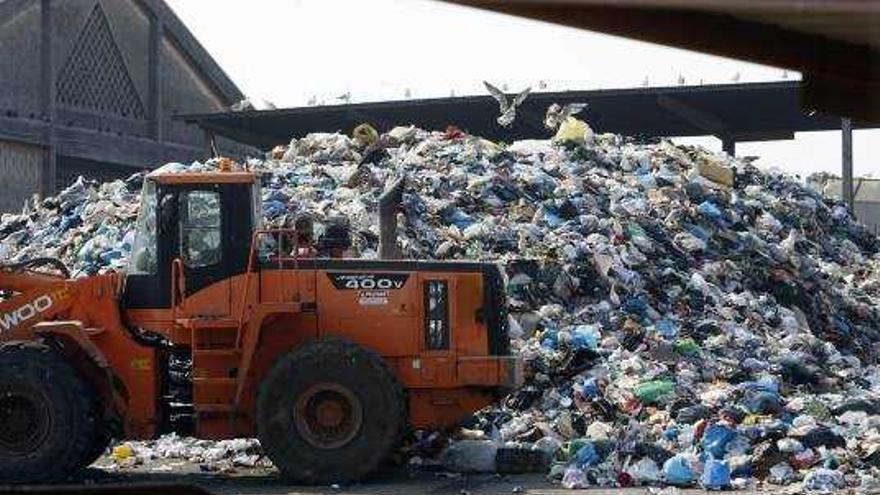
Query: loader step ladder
[
  {"left": 181, "top": 229, "right": 304, "bottom": 437},
  {"left": 176, "top": 317, "right": 241, "bottom": 438}
]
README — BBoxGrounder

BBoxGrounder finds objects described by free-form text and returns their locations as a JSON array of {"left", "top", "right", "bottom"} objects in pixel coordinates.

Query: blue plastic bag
[
  {"left": 662, "top": 454, "right": 695, "bottom": 486},
  {"left": 573, "top": 442, "right": 600, "bottom": 468},
  {"left": 698, "top": 201, "right": 723, "bottom": 221},
  {"left": 700, "top": 459, "right": 731, "bottom": 490},
  {"left": 701, "top": 423, "right": 736, "bottom": 458},
  {"left": 654, "top": 318, "right": 678, "bottom": 339},
  {"left": 570, "top": 325, "right": 600, "bottom": 350}
]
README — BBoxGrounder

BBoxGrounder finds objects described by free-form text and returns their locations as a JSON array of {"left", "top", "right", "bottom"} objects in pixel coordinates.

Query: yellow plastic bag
[
  {"left": 552, "top": 117, "right": 594, "bottom": 145},
  {"left": 111, "top": 444, "right": 134, "bottom": 461},
  {"left": 696, "top": 157, "right": 734, "bottom": 186},
  {"left": 352, "top": 123, "right": 379, "bottom": 149}
]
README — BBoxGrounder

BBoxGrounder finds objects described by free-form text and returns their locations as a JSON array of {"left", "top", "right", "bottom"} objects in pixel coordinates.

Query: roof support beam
[
  {"left": 842, "top": 117, "right": 854, "bottom": 212},
  {"left": 448, "top": 2, "right": 880, "bottom": 122},
  {"left": 656, "top": 95, "right": 727, "bottom": 135},
  {"left": 730, "top": 130, "right": 794, "bottom": 142},
  {"left": 721, "top": 135, "right": 736, "bottom": 157}
]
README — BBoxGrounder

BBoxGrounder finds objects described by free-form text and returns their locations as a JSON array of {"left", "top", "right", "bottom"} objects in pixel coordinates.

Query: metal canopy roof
[
  {"left": 446, "top": 1, "right": 880, "bottom": 122},
  {"left": 180, "top": 81, "right": 867, "bottom": 151}
]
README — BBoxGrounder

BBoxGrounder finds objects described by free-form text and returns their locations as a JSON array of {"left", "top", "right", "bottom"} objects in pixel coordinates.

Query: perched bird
[
  {"left": 484, "top": 81, "right": 531, "bottom": 128},
  {"left": 544, "top": 102, "right": 588, "bottom": 130},
  {"left": 230, "top": 97, "right": 276, "bottom": 112}
]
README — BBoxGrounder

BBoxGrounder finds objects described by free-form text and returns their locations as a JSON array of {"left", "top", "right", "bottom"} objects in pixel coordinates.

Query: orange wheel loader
[{"left": 0, "top": 170, "right": 521, "bottom": 484}]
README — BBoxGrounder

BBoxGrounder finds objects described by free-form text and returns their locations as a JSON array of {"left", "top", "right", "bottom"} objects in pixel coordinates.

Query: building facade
[{"left": 0, "top": 0, "right": 244, "bottom": 212}]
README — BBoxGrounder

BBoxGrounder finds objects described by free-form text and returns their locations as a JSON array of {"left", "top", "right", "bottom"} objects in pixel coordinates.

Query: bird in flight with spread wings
[{"left": 484, "top": 81, "right": 532, "bottom": 128}]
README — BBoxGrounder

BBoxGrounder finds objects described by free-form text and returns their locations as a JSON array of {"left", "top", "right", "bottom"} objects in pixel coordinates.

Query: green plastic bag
[
  {"left": 634, "top": 380, "right": 674, "bottom": 404},
  {"left": 674, "top": 338, "right": 701, "bottom": 356}
]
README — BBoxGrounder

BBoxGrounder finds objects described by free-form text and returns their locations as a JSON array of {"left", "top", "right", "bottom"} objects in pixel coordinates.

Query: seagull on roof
[
  {"left": 544, "top": 102, "right": 588, "bottom": 130},
  {"left": 484, "top": 81, "right": 531, "bottom": 128}
]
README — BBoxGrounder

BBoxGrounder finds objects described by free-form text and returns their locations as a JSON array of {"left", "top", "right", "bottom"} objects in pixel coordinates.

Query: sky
[{"left": 165, "top": 0, "right": 876, "bottom": 177}]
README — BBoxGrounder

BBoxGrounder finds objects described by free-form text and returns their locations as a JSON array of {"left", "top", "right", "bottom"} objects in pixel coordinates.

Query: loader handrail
[{"left": 235, "top": 228, "right": 299, "bottom": 348}]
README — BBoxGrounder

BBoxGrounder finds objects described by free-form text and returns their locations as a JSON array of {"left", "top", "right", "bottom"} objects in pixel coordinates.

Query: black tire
[
  {"left": 0, "top": 342, "right": 97, "bottom": 483},
  {"left": 257, "top": 339, "right": 406, "bottom": 484},
  {"left": 81, "top": 426, "right": 112, "bottom": 467}
]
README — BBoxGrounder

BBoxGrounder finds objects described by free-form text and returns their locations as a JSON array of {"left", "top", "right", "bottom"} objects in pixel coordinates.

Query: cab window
[
  {"left": 180, "top": 190, "right": 221, "bottom": 268},
  {"left": 129, "top": 180, "right": 157, "bottom": 275}
]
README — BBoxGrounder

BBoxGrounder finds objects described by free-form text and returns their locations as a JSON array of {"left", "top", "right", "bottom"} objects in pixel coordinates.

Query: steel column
[{"left": 841, "top": 117, "right": 854, "bottom": 212}]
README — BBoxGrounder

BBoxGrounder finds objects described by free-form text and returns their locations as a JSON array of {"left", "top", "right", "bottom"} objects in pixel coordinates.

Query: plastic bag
[
  {"left": 634, "top": 380, "right": 674, "bottom": 404},
  {"left": 553, "top": 117, "right": 594, "bottom": 146},
  {"left": 441, "top": 440, "right": 497, "bottom": 473},
  {"left": 662, "top": 454, "right": 695, "bottom": 486},
  {"left": 700, "top": 423, "right": 736, "bottom": 458},
  {"left": 700, "top": 459, "right": 731, "bottom": 490}
]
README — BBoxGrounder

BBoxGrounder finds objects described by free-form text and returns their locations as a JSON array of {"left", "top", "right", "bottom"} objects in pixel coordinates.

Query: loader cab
[{"left": 122, "top": 171, "right": 261, "bottom": 310}]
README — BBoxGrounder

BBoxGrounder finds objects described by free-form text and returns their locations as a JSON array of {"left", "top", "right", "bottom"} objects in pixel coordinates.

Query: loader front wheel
[
  {"left": 257, "top": 339, "right": 406, "bottom": 484},
  {"left": 0, "top": 343, "right": 96, "bottom": 483}
]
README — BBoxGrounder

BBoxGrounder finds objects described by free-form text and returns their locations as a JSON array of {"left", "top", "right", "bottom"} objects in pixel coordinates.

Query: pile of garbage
[
  {"left": 103, "top": 434, "right": 268, "bottom": 473},
  {"left": 3, "top": 118, "right": 880, "bottom": 491}
]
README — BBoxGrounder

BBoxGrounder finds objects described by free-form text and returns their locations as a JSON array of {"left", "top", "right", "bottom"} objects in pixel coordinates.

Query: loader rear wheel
[
  {"left": 257, "top": 339, "right": 406, "bottom": 484},
  {"left": 0, "top": 342, "right": 96, "bottom": 483}
]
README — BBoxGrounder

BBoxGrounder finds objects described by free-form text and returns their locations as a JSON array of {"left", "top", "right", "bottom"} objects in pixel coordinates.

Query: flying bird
[
  {"left": 544, "top": 102, "right": 588, "bottom": 130},
  {"left": 484, "top": 81, "right": 531, "bottom": 128}
]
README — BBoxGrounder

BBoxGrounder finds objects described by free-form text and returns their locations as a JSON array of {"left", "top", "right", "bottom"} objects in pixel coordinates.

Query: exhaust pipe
[{"left": 378, "top": 176, "right": 405, "bottom": 260}]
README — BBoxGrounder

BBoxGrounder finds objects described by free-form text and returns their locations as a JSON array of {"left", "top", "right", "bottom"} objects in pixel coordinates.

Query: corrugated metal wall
[{"left": 0, "top": 140, "right": 44, "bottom": 213}]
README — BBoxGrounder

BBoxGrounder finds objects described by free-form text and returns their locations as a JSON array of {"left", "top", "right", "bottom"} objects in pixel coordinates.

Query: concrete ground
[
  {"left": 19, "top": 465, "right": 767, "bottom": 495},
  {"left": 0, "top": 455, "right": 777, "bottom": 495}
]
